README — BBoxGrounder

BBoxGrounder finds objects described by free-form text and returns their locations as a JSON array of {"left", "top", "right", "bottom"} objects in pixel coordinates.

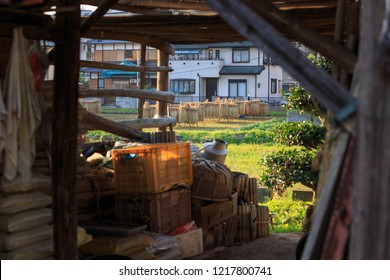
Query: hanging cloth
[{"left": 2, "top": 27, "right": 42, "bottom": 184}]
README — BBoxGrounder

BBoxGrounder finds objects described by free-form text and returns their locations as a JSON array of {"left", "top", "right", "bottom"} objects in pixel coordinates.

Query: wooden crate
[
  {"left": 191, "top": 192, "right": 237, "bottom": 229},
  {"left": 115, "top": 187, "right": 191, "bottom": 234},
  {"left": 112, "top": 142, "right": 193, "bottom": 194}
]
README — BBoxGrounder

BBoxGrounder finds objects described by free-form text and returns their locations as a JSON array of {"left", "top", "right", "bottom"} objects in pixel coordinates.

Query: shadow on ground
[{"left": 192, "top": 233, "right": 302, "bottom": 260}]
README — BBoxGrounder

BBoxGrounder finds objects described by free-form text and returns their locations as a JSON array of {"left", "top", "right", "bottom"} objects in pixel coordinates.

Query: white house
[{"left": 169, "top": 42, "right": 284, "bottom": 104}]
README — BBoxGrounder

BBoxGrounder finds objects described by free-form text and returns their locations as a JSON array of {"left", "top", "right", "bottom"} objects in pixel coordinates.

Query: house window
[
  {"left": 209, "top": 50, "right": 213, "bottom": 60},
  {"left": 215, "top": 50, "right": 220, "bottom": 60},
  {"left": 170, "top": 79, "right": 195, "bottom": 94},
  {"left": 98, "top": 75, "right": 105, "bottom": 89},
  {"left": 229, "top": 79, "right": 247, "bottom": 98},
  {"left": 125, "top": 49, "right": 133, "bottom": 58},
  {"left": 232, "top": 48, "right": 249, "bottom": 63},
  {"left": 271, "top": 78, "right": 277, "bottom": 93},
  {"left": 113, "top": 79, "right": 130, "bottom": 89}
]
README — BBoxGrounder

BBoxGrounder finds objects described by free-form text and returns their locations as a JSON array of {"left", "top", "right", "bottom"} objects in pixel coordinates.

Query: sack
[
  {"left": 0, "top": 191, "right": 52, "bottom": 215},
  {"left": 0, "top": 224, "right": 53, "bottom": 251},
  {"left": 0, "top": 240, "right": 53, "bottom": 260},
  {"left": 0, "top": 172, "right": 51, "bottom": 193},
  {"left": 0, "top": 207, "right": 52, "bottom": 233},
  {"left": 191, "top": 158, "right": 233, "bottom": 201}
]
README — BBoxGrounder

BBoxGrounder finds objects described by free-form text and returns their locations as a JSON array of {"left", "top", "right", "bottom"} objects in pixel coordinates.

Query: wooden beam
[
  {"left": 79, "top": 60, "right": 173, "bottom": 73},
  {"left": 52, "top": 0, "right": 80, "bottom": 260},
  {"left": 117, "top": 117, "right": 177, "bottom": 129},
  {"left": 244, "top": 0, "right": 356, "bottom": 73},
  {"left": 81, "top": 0, "right": 162, "bottom": 15},
  {"left": 121, "top": 0, "right": 212, "bottom": 11},
  {"left": 0, "top": 8, "right": 53, "bottom": 27},
  {"left": 79, "top": 106, "right": 148, "bottom": 141},
  {"left": 350, "top": 0, "right": 390, "bottom": 259},
  {"left": 79, "top": 89, "right": 176, "bottom": 103},
  {"left": 84, "top": 30, "right": 175, "bottom": 55},
  {"left": 301, "top": 131, "right": 350, "bottom": 259},
  {"left": 80, "top": 0, "right": 119, "bottom": 34},
  {"left": 206, "top": 0, "right": 355, "bottom": 114},
  {"left": 0, "top": 24, "right": 53, "bottom": 40}
]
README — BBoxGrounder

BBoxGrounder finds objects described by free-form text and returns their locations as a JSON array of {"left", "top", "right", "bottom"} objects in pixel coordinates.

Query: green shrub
[
  {"left": 274, "top": 121, "right": 325, "bottom": 150},
  {"left": 261, "top": 191, "right": 312, "bottom": 233},
  {"left": 259, "top": 149, "right": 318, "bottom": 196}
]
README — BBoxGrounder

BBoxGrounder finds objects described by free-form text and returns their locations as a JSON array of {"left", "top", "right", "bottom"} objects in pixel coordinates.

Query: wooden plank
[
  {"left": 84, "top": 30, "right": 175, "bottom": 55},
  {"left": 244, "top": 0, "right": 356, "bottom": 73},
  {"left": 79, "top": 60, "right": 172, "bottom": 73},
  {"left": 301, "top": 131, "right": 350, "bottom": 259},
  {"left": 52, "top": 0, "right": 80, "bottom": 260},
  {"left": 116, "top": 117, "right": 177, "bottom": 129},
  {"left": 206, "top": 0, "right": 355, "bottom": 114},
  {"left": 79, "top": 89, "right": 175, "bottom": 103},
  {"left": 350, "top": 0, "right": 390, "bottom": 259}
]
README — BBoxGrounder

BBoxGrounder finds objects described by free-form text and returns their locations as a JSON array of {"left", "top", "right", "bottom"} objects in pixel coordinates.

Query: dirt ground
[{"left": 192, "top": 233, "right": 302, "bottom": 260}]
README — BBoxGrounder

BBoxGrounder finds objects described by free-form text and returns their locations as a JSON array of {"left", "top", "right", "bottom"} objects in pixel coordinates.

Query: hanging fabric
[{"left": 2, "top": 27, "right": 42, "bottom": 184}]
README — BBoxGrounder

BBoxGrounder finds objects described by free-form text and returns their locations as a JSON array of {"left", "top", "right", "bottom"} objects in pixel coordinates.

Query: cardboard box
[{"left": 175, "top": 228, "right": 203, "bottom": 259}]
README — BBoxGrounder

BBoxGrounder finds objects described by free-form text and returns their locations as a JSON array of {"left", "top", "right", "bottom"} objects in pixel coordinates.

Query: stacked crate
[{"left": 112, "top": 142, "right": 193, "bottom": 234}]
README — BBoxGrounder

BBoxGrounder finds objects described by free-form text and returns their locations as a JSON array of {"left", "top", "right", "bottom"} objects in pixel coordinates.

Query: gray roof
[{"left": 219, "top": 65, "right": 265, "bottom": 75}]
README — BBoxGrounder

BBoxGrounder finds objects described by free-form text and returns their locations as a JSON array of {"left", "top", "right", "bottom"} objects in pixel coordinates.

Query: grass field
[{"left": 90, "top": 109, "right": 312, "bottom": 233}]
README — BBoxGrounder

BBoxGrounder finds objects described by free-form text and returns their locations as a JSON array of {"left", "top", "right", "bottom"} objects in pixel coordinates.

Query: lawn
[{"left": 89, "top": 108, "right": 312, "bottom": 233}]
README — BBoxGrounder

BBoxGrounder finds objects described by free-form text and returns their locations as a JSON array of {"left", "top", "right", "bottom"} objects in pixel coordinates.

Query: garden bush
[
  {"left": 273, "top": 121, "right": 325, "bottom": 150},
  {"left": 259, "top": 148, "right": 319, "bottom": 196}
]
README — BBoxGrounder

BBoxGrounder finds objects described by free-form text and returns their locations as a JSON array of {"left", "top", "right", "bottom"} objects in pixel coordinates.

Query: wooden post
[
  {"left": 138, "top": 44, "right": 146, "bottom": 119},
  {"left": 52, "top": 0, "right": 80, "bottom": 259},
  {"left": 350, "top": 0, "right": 390, "bottom": 259},
  {"left": 155, "top": 50, "right": 169, "bottom": 126}
]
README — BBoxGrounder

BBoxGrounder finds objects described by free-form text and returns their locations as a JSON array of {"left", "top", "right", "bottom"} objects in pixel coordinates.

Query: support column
[
  {"left": 52, "top": 0, "right": 80, "bottom": 259},
  {"left": 138, "top": 44, "right": 146, "bottom": 119},
  {"left": 155, "top": 50, "right": 169, "bottom": 119}
]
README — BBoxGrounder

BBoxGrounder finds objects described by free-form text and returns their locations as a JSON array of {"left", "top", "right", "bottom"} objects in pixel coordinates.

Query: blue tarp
[{"left": 100, "top": 60, "right": 138, "bottom": 79}]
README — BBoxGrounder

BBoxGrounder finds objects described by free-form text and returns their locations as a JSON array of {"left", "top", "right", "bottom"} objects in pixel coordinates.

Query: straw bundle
[
  {"left": 259, "top": 102, "right": 269, "bottom": 115},
  {"left": 249, "top": 100, "right": 261, "bottom": 115},
  {"left": 186, "top": 107, "right": 200, "bottom": 124},
  {"left": 169, "top": 104, "right": 179, "bottom": 121},
  {"left": 143, "top": 102, "right": 156, "bottom": 118},
  {"left": 79, "top": 99, "right": 101, "bottom": 114},
  {"left": 227, "top": 103, "right": 239, "bottom": 119},
  {"left": 178, "top": 103, "right": 188, "bottom": 123}
]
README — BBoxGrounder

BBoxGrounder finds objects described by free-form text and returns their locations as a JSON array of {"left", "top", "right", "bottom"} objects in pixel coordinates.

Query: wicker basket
[{"left": 191, "top": 158, "right": 233, "bottom": 201}]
